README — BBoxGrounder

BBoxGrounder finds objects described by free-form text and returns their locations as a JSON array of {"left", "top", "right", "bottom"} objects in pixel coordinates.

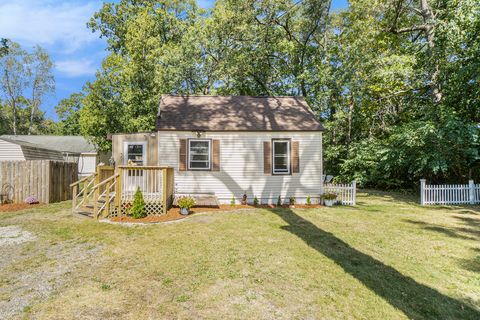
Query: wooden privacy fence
[
  {"left": 420, "top": 179, "right": 480, "bottom": 205},
  {"left": 322, "top": 181, "right": 357, "bottom": 205},
  {"left": 0, "top": 160, "right": 78, "bottom": 204}
]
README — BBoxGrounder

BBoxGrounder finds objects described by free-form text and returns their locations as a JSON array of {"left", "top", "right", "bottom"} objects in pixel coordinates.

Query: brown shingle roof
[{"left": 156, "top": 95, "right": 324, "bottom": 131}]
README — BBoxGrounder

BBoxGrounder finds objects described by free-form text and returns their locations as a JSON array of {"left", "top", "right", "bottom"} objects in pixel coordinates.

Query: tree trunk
[
  {"left": 420, "top": 0, "right": 442, "bottom": 104},
  {"left": 12, "top": 100, "right": 17, "bottom": 135},
  {"left": 28, "top": 101, "right": 36, "bottom": 135}
]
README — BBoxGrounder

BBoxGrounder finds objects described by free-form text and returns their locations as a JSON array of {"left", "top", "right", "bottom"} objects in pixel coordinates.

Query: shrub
[
  {"left": 131, "top": 187, "right": 146, "bottom": 219},
  {"left": 178, "top": 196, "right": 196, "bottom": 209},
  {"left": 306, "top": 195, "right": 311, "bottom": 205},
  {"left": 289, "top": 196, "right": 296, "bottom": 205},
  {"left": 322, "top": 192, "right": 337, "bottom": 200},
  {"left": 253, "top": 196, "right": 259, "bottom": 206},
  {"left": 276, "top": 196, "right": 282, "bottom": 207},
  {"left": 25, "top": 195, "right": 39, "bottom": 205},
  {"left": 230, "top": 195, "right": 235, "bottom": 206}
]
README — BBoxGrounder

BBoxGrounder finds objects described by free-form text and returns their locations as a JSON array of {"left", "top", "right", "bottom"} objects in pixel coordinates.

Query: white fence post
[
  {"left": 420, "top": 179, "right": 426, "bottom": 205},
  {"left": 352, "top": 180, "right": 356, "bottom": 206},
  {"left": 469, "top": 180, "right": 475, "bottom": 205}
]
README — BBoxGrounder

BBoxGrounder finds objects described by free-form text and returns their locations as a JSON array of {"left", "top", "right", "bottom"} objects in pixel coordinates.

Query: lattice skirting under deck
[{"left": 108, "top": 200, "right": 165, "bottom": 217}]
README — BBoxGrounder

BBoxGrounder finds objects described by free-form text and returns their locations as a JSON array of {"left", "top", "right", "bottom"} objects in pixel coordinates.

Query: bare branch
[{"left": 389, "top": 25, "right": 427, "bottom": 34}]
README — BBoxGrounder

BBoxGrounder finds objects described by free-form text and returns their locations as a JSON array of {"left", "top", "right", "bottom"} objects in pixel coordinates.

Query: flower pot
[
  {"left": 324, "top": 199, "right": 336, "bottom": 207},
  {"left": 180, "top": 207, "right": 189, "bottom": 215}
]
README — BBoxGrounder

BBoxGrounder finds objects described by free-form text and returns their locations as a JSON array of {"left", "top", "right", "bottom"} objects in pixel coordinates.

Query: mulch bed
[
  {"left": 0, "top": 203, "right": 44, "bottom": 212},
  {"left": 109, "top": 204, "right": 324, "bottom": 224}
]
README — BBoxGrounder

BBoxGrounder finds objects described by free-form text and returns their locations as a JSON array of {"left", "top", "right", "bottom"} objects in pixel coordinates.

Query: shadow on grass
[
  {"left": 360, "top": 189, "right": 480, "bottom": 214},
  {"left": 405, "top": 213, "right": 480, "bottom": 241},
  {"left": 270, "top": 208, "right": 480, "bottom": 319},
  {"left": 405, "top": 214, "right": 480, "bottom": 275},
  {"left": 404, "top": 220, "right": 476, "bottom": 240}
]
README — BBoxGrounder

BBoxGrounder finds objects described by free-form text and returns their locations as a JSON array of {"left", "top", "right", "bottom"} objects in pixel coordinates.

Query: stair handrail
[
  {"left": 71, "top": 173, "right": 96, "bottom": 211},
  {"left": 70, "top": 173, "right": 95, "bottom": 188},
  {"left": 91, "top": 173, "right": 119, "bottom": 191},
  {"left": 95, "top": 177, "right": 117, "bottom": 219},
  {"left": 92, "top": 173, "right": 119, "bottom": 219}
]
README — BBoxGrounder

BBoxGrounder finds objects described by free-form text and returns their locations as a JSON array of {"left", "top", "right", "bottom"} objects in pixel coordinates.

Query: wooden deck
[{"left": 173, "top": 193, "right": 220, "bottom": 207}]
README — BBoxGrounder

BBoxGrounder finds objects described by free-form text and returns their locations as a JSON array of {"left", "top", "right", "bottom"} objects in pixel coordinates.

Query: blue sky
[{"left": 0, "top": 0, "right": 348, "bottom": 120}]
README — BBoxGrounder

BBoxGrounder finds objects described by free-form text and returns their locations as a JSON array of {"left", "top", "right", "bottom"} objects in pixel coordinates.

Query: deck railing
[
  {"left": 116, "top": 166, "right": 174, "bottom": 216},
  {"left": 71, "top": 165, "right": 174, "bottom": 218}
]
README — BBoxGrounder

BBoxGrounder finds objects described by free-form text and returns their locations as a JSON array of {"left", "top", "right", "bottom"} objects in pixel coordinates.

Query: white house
[
  {"left": 112, "top": 95, "right": 324, "bottom": 204},
  {"left": 0, "top": 135, "right": 109, "bottom": 177}
]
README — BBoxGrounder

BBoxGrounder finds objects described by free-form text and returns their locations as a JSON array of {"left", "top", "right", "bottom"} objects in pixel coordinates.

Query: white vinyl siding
[
  {"left": 21, "top": 146, "right": 64, "bottom": 161},
  {"left": 0, "top": 139, "right": 63, "bottom": 161},
  {"left": 0, "top": 139, "right": 25, "bottom": 160},
  {"left": 78, "top": 153, "right": 97, "bottom": 176},
  {"left": 157, "top": 131, "right": 322, "bottom": 204}
]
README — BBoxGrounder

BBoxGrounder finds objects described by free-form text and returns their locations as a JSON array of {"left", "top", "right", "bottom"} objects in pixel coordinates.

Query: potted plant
[
  {"left": 322, "top": 193, "right": 337, "bottom": 207},
  {"left": 241, "top": 193, "right": 247, "bottom": 205},
  {"left": 289, "top": 196, "right": 296, "bottom": 208},
  {"left": 253, "top": 196, "right": 259, "bottom": 206},
  {"left": 177, "top": 196, "right": 196, "bottom": 215}
]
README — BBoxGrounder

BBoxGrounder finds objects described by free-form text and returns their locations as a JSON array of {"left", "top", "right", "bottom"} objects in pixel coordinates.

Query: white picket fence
[
  {"left": 420, "top": 179, "right": 480, "bottom": 205},
  {"left": 322, "top": 181, "right": 356, "bottom": 205}
]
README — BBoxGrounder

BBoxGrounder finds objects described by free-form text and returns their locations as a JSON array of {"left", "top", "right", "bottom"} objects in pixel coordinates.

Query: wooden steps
[{"left": 73, "top": 199, "right": 106, "bottom": 218}]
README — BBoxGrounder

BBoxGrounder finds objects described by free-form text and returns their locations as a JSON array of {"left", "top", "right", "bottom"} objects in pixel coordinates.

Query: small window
[
  {"left": 124, "top": 142, "right": 146, "bottom": 165},
  {"left": 188, "top": 139, "right": 211, "bottom": 170},
  {"left": 272, "top": 140, "right": 290, "bottom": 174}
]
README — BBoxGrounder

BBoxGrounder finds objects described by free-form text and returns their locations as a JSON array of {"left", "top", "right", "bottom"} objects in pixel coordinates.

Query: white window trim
[
  {"left": 272, "top": 139, "right": 291, "bottom": 175},
  {"left": 188, "top": 139, "right": 211, "bottom": 171},
  {"left": 123, "top": 141, "right": 147, "bottom": 165}
]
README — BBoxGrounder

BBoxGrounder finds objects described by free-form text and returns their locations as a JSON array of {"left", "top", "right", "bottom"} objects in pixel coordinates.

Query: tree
[
  {"left": 0, "top": 41, "right": 55, "bottom": 135},
  {"left": 55, "top": 92, "right": 84, "bottom": 135},
  {"left": 0, "top": 38, "right": 8, "bottom": 57},
  {"left": 26, "top": 46, "right": 54, "bottom": 134},
  {"left": 0, "top": 42, "right": 28, "bottom": 135},
  {"left": 81, "top": 0, "right": 203, "bottom": 150},
  {"left": 79, "top": 0, "right": 479, "bottom": 186}
]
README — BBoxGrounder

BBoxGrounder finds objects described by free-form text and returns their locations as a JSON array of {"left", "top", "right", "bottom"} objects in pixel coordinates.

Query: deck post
[
  {"left": 93, "top": 186, "right": 99, "bottom": 219},
  {"left": 468, "top": 180, "right": 475, "bottom": 205},
  {"left": 72, "top": 184, "right": 78, "bottom": 212},
  {"left": 115, "top": 167, "right": 122, "bottom": 211},
  {"left": 105, "top": 181, "right": 111, "bottom": 218},
  {"left": 420, "top": 179, "right": 426, "bottom": 205},
  {"left": 162, "top": 168, "right": 167, "bottom": 214}
]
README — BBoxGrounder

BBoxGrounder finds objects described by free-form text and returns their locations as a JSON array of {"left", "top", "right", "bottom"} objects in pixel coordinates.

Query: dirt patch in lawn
[
  {"left": 0, "top": 240, "right": 101, "bottom": 319},
  {"left": 0, "top": 225, "right": 36, "bottom": 247},
  {"left": 0, "top": 203, "right": 44, "bottom": 212},
  {"left": 109, "top": 204, "right": 324, "bottom": 224}
]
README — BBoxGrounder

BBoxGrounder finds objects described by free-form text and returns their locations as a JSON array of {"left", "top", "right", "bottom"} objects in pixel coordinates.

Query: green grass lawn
[{"left": 0, "top": 191, "right": 479, "bottom": 319}]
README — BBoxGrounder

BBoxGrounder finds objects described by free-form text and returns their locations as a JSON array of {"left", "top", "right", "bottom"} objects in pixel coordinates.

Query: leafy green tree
[
  {"left": 0, "top": 38, "right": 8, "bottom": 57},
  {"left": 55, "top": 92, "right": 84, "bottom": 135},
  {"left": 77, "top": 0, "right": 480, "bottom": 186},
  {"left": 0, "top": 41, "right": 54, "bottom": 135}
]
